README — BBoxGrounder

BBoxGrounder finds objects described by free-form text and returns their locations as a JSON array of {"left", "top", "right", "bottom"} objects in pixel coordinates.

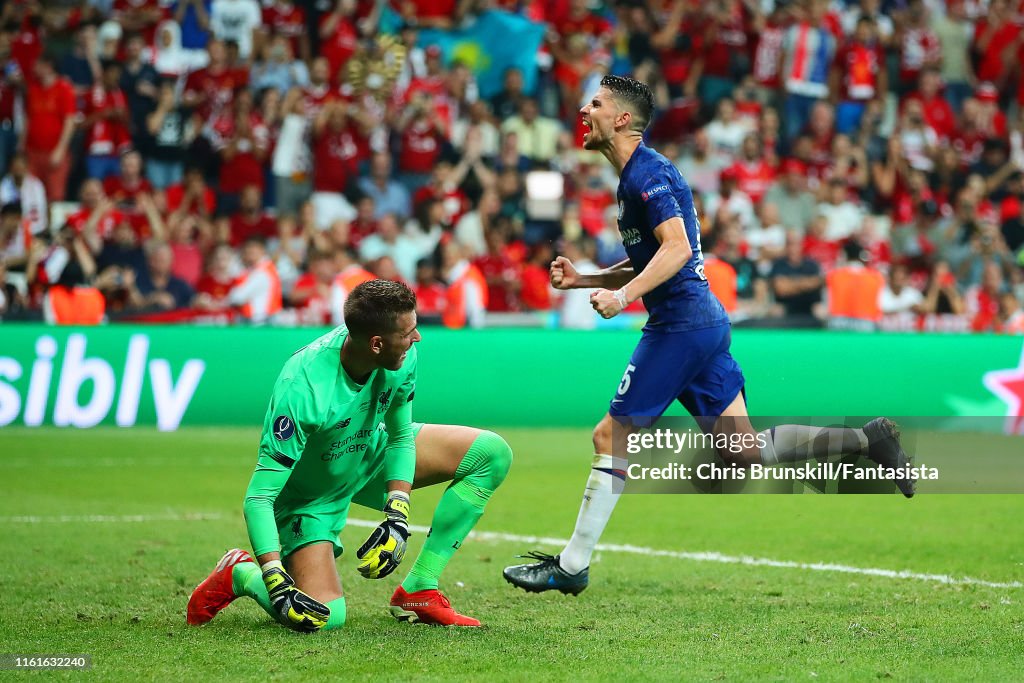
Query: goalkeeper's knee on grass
[
  {"left": 232, "top": 562, "right": 347, "bottom": 631},
  {"left": 324, "top": 597, "right": 346, "bottom": 630}
]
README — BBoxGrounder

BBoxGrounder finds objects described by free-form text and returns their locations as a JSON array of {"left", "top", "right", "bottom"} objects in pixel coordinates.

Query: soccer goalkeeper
[{"left": 186, "top": 280, "right": 512, "bottom": 630}]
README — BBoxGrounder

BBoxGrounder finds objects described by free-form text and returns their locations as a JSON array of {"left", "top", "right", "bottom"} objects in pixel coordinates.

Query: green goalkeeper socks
[
  {"left": 231, "top": 562, "right": 347, "bottom": 630},
  {"left": 232, "top": 561, "right": 275, "bottom": 617},
  {"left": 401, "top": 431, "right": 512, "bottom": 594},
  {"left": 324, "top": 597, "right": 346, "bottom": 630}
]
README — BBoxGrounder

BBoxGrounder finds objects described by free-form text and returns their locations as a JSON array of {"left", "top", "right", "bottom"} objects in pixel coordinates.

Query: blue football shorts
[{"left": 608, "top": 323, "right": 746, "bottom": 430}]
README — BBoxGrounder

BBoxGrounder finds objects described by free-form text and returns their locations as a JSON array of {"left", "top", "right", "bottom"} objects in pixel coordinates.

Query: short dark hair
[
  {"left": 344, "top": 279, "right": 417, "bottom": 338},
  {"left": 600, "top": 75, "right": 654, "bottom": 132}
]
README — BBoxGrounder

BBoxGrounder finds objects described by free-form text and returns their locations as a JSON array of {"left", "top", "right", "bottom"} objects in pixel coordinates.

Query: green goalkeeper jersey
[{"left": 243, "top": 326, "right": 417, "bottom": 557}]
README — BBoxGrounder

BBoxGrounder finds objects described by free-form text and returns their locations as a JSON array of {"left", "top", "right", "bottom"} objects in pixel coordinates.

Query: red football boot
[
  {"left": 389, "top": 586, "right": 482, "bottom": 627},
  {"left": 186, "top": 548, "right": 255, "bottom": 625}
]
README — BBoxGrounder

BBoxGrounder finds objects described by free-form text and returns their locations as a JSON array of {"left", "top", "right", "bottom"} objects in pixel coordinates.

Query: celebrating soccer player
[
  {"left": 187, "top": 280, "right": 512, "bottom": 629},
  {"left": 503, "top": 76, "right": 912, "bottom": 597}
]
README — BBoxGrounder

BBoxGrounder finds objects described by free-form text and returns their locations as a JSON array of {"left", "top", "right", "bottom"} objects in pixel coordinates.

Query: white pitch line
[
  {"left": 344, "top": 518, "right": 1023, "bottom": 590},
  {"left": 2, "top": 512, "right": 1016, "bottom": 590},
  {"left": 1, "top": 513, "right": 224, "bottom": 523}
]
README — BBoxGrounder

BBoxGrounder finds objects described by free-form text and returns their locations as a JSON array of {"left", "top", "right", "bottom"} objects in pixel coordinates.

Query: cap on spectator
[
  {"left": 782, "top": 158, "right": 806, "bottom": 175},
  {"left": 719, "top": 166, "right": 739, "bottom": 182},
  {"left": 426, "top": 45, "right": 442, "bottom": 58},
  {"left": 976, "top": 82, "right": 999, "bottom": 103}
]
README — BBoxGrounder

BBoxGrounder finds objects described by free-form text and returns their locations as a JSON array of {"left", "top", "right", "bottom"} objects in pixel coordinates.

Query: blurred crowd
[{"left": 0, "top": 0, "right": 1023, "bottom": 332}]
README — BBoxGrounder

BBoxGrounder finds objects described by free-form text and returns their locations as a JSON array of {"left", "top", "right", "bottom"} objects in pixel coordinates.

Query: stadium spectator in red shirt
[
  {"left": 262, "top": 0, "right": 309, "bottom": 62},
  {"left": 194, "top": 244, "right": 238, "bottom": 310},
  {"left": 698, "top": 0, "right": 753, "bottom": 109},
  {"left": 413, "top": 159, "right": 471, "bottom": 228},
  {"left": 83, "top": 60, "right": 132, "bottom": 181},
  {"left": 104, "top": 151, "right": 156, "bottom": 235},
  {"left": 312, "top": 99, "right": 364, "bottom": 197},
  {"left": 967, "top": 261, "right": 1008, "bottom": 331},
  {"left": 210, "top": 89, "right": 269, "bottom": 207},
  {"left": 166, "top": 166, "right": 216, "bottom": 219},
  {"left": 0, "top": 27, "right": 22, "bottom": 178},
  {"left": 896, "top": 0, "right": 940, "bottom": 94},
  {"left": 973, "top": 0, "right": 1018, "bottom": 95},
  {"left": 727, "top": 133, "right": 776, "bottom": 206},
  {"left": 7, "top": 3, "right": 42, "bottom": 77},
  {"left": 903, "top": 67, "right": 955, "bottom": 141},
  {"left": 165, "top": 212, "right": 205, "bottom": 288},
  {"left": 651, "top": 3, "right": 703, "bottom": 101},
  {"left": 398, "top": 93, "right": 448, "bottom": 193},
  {"left": 974, "top": 83, "right": 1007, "bottom": 140},
  {"left": 412, "top": 257, "right": 446, "bottom": 319},
  {"left": 348, "top": 196, "right": 378, "bottom": 249},
  {"left": 302, "top": 57, "right": 341, "bottom": 123},
  {"left": 113, "top": 0, "right": 166, "bottom": 45},
  {"left": 832, "top": 16, "right": 886, "bottom": 135},
  {"left": 319, "top": 0, "right": 359, "bottom": 83},
  {"left": 520, "top": 242, "right": 553, "bottom": 311},
  {"left": 474, "top": 224, "right": 520, "bottom": 312},
  {"left": 575, "top": 161, "right": 613, "bottom": 237},
  {"left": 24, "top": 54, "right": 76, "bottom": 201},
  {"left": 751, "top": 3, "right": 790, "bottom": 106},
  {"left": 182, "top": 39, "right": 248, "bottom": 121},
  {"left": 548, "top": 0, "right": 611, "bottom": 42},
  {"left": 404, "top": 46, "right": 452, "bottom": 121},
  {"left": 287, "top": 248, "right": 336, "bottom": 324},
  {"left": 66, "top": 180, "right": 127, "bottom": 246},
  {"left": 228, "top": 185, "right": 277, "bottom": 246}
]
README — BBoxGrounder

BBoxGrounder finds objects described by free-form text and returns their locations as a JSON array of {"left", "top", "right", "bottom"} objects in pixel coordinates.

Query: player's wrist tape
[
  {"left": 384, "top": 491, "right": 410, "bottom": 523},
  {"left": 613, "top": 287, "right": 629, "bottom": 308},
  {"left": 261, "top": 560, "right": 285, "bottom": 573}
]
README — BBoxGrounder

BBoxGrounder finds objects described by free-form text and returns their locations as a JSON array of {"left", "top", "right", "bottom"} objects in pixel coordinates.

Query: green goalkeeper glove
[
  {"left": 356, "top": 491, "right": 410, "bottom": 579},
  {"left": 261, "top": 561, "right": 330, "bottom": 632}
]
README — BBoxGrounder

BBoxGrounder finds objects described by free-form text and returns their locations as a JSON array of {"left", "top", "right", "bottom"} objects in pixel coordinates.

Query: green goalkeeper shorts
[{"left": 276, "top": 423, "right": 424, "bottom": 560}]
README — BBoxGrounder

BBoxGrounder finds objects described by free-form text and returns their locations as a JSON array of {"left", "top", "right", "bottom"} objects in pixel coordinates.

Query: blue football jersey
[{"left": 617, "top": 143, "right": 729, "bottom": 332}]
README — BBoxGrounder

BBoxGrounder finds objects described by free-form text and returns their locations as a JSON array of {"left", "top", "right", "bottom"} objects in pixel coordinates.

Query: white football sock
[
  {"left": 559, "top": 454, "right": 623, "bottom": 575},
  {"left": 759, "top": 425, "right": 868, "bottom": 465}
]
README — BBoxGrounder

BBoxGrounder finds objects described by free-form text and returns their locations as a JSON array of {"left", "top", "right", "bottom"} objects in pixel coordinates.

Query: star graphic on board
[{"left": 982, "top": 344, "right": 1024, "bottom": 435}]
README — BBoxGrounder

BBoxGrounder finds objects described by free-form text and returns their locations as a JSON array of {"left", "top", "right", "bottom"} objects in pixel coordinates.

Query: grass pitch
[{"left": 2, "top": 427, "right": 1022, "bottom": 681}]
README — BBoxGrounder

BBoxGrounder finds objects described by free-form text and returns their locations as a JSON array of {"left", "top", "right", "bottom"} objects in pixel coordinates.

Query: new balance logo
[{"left": 335, "top": 418, "right": 351, "bottom": 430}]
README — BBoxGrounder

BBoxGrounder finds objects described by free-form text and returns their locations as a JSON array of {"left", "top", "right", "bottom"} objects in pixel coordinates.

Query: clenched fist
[{"left": 549, "top": 256, "right": 579, "bottom": 290}]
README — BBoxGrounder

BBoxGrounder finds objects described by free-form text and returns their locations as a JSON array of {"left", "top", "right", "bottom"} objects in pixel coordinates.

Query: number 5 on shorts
[{"left": 617, "top": 364, "right": 636, "bottom": 396}]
